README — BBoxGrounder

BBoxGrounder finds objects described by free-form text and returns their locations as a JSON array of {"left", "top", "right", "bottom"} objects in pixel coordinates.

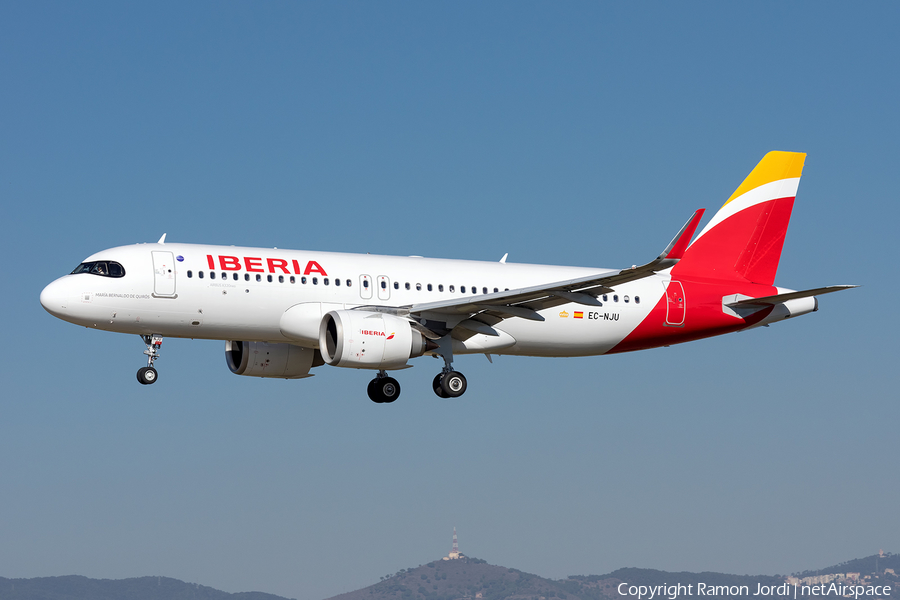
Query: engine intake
[
  {"left": 225, "top": 340, "right": 323, "bottom": 379},
  {"left": 319, "top": 310, "right": 428, "bottom": 369}
]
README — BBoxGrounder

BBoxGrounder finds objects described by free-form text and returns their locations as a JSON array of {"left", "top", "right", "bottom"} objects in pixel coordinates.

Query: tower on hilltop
[{"left": 443, "top": 527, "right": 462, "bottom": 560}]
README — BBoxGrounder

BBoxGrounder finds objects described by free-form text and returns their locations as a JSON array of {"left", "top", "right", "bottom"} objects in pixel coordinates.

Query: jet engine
[
  {"left": 318, "top": 310, "right": 430, "bottom": 369},
  {"left": 225, "top": 340, "right": 323, "bottom": 379}
]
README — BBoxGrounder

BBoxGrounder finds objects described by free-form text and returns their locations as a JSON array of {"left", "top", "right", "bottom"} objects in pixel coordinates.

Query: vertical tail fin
[{"left": 674, "top": 151, "right": 806, "bottom": 285}]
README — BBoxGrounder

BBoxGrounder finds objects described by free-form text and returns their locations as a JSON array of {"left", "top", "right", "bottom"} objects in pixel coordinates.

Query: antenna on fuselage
[
  {"left": 499, "top": 253, "right": 508, "bottom": 263},
  {"left": 157, "top": 233, "right": 167, "bottom": 244}
]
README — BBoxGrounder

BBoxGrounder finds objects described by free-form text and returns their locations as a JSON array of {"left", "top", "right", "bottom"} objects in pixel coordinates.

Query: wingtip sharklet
[{"left": 659, "top": 209, "right": 705, "bottom": 261}]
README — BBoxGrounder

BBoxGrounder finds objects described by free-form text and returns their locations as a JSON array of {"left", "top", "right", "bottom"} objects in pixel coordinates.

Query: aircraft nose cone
[{"left": 40, "top": 278, "right": 69, "bottom": 317}]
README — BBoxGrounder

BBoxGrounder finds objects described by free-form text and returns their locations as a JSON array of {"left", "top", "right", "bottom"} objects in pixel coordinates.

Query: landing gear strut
[
  {"left": 137, "top": 334, "right": 163, "bottom": 385},
  {"left": 367, "top": 370, "right": 400, "bottom": 403},
  {"left": 432, "top": 336, "right": 467, "bottom": 398}
]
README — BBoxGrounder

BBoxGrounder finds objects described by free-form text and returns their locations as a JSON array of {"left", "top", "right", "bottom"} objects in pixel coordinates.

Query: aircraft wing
[{"left": 393, "top": 209, "right": 705, "bottom": 338}]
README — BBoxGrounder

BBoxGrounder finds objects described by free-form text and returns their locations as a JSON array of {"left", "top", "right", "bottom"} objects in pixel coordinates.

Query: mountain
[
  {"left": 1, "top": 552, "right": 895, "bottom": 600},
  {"left": 795, "top": 552, "right": 900, "bottom": 577},
  {"left": 323, "top": 557, "right": 789, "bottom": 600},
  {"left": 0, "top": 575, "right": 291, "bottom": 600}
]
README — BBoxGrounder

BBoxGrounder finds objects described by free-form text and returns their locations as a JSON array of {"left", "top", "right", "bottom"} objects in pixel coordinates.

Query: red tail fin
[{"left": 674, "top": 151, "right": 806, "bottom": 285}]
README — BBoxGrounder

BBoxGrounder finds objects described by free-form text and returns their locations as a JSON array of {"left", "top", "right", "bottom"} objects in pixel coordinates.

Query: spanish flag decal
[{"left": 574, "top": 311, "right": 584, "bottom": 319}]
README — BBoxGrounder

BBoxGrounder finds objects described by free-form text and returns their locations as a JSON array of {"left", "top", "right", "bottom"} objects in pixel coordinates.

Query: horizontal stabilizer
[{"left": 725, "top": 285, "right": 858, "bottom": 308}]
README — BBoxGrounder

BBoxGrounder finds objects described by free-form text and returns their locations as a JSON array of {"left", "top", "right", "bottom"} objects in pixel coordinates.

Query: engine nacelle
[
  {"left": 225, "top": 340, "right": 323, "bottom": 379},
  {"left": 318, "top": 310, "right": 427, "bottom": 369}
]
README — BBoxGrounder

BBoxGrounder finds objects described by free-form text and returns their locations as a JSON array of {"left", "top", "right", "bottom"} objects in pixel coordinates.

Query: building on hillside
[{"left": 800, "top": 574, "right": 839, "bottom": 585}]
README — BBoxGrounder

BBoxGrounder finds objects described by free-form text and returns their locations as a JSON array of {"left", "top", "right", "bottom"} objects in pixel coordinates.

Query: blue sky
[{"left": 2, "top": 2, "right": 898, "bottom": 599}]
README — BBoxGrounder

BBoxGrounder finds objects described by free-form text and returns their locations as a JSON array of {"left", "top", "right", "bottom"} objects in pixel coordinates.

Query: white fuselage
[{"left": 40, "top": 242, "right": 664, "bottom": 358}]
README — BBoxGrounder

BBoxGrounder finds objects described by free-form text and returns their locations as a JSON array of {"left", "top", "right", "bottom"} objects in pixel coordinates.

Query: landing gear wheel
[
  {"left": 440, "top": 371, "right": 467, "bottom": 398},
  {"left": 433, "top": 373, "right": 448, "bottom": 398},
  {"left": 137, "top": 366, "right": 158, "bottom": 385},
  {"left": 368, "top": 377, "right": 400, "bottom": 403}
]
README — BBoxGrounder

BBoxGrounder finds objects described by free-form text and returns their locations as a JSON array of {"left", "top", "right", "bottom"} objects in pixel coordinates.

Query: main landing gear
[
  {"left": 137, "top": 334, "right": 163, "bottom": 385},
  {"left": 367, "top": 371, "right": 401, "bottom": 403},
  {"left": 432, "top": 370, "right": 467, "bottom": 398},
  {"left": 366, "top": 335, "right": 468, "bottom": 403},
  {"left": 432, "top": 338, "right": 467, "bottom": 398}
]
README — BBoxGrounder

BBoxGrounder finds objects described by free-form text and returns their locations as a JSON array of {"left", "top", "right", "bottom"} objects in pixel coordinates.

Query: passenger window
[
  {"left": 209, "top": 272, "right": 216, "bottom": 279},
  {"left": 461, "top": 286, "right": 466, "bottom": 293},
  {"left": 449, "top": 285, "right": 455, "bottom": 292},
  {"left": 483, "top": 287, "right": 488, "bottom": 294},
  {"left": 624, "top": 295, "right": 630, "bottom": 303},
  {"left": 380, "top": 280, "right": 386, "bottom": 289},
  {"left": 363, "top": 280, "right": 369, "bottom": 288},
  {"left": 438, "top": 284, "right": 444, "bottom": 292},
  {"left": 335, "top": 278, "right": 340, "bottom": 286},
  {"left": 472, "top": 287, "right": 477, "bottom": 294},
  {"left": 302, "top": 277, "right": 307, "bottom": 284},
  {"left": 635, "top": 296, "right": 641, "bottom": 304},
  {"left": 393, "top": 282, "right": 399, "bottom": 290},
  {"left": 416, "top": 283, "right": 422, "bottom": 291},
  {"left": 187, "top": 270, "right": 193, "bottom": 278},
  {"left": 233, "top": 273, "right": 238, "bottom": 281},
  {"left": 613, "top": 295, "right": 619, "bottom": 302},
  {"left": 427, "top": 284, "right": 433, "bottom": 291},
  {"left": 244, "top": 273, "right": 250, "bottom": 281},
  {"left": 199, "top": 271, "right": 204, "bottom": 279},
  {"left": 256, "top": 274, "right": 261, "bottom": 282},
  {"left": 603, "top": 294, "right": 608, "bottom": 301},
  {"left": 405, "top": 282, "right": 411, "bottom": 290},
  {"left": 493, "top": 287, "right": 498, "bottom": 293},
  {"left": 279, "top": 275, "right": 284, "bottom": 283},
  {"left": 290, "top": 276, "right": 295, "bottom": 284},
  {"left": 324, "top": 278, "right": 329, "bottom": 285},
  {"left": 313, "top": 277, "right": 318, "bottom": 285},
  {"left": 267, "top": 275, "right": 273, "bottom": 282},
  {"left": 346, "top": 279, "right": 352, "bottom": 287}
]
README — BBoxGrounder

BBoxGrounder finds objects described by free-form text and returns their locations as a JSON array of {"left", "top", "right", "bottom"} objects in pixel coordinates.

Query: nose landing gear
[
  {"left": 137, "top": 334, "right": 163, "bottom": 385},
  {"left": 367, "top": 370, "right": 400, "bottom": 403}
]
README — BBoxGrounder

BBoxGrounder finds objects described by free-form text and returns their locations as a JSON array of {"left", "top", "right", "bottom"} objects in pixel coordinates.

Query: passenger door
[
  {"left": 152, "top": 251, "right": 176, "bottom": 297},
  {"left": 663, "top": 280, "right": 685, "bottom": 327}
]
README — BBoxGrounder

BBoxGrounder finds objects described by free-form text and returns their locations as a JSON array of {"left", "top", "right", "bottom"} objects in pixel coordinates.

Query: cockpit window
[{"left": 70, "top": 261, "right": 125, "bottom": 278}]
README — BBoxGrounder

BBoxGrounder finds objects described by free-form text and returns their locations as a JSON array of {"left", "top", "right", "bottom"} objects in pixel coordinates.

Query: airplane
[{"left": 40, "top": 151, "right": 855, "bottom": 403}]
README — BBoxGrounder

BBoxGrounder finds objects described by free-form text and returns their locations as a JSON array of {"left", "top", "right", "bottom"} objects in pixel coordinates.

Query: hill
[
  {"left": 1, "top": 552, "right": 895, "bottom": 600},
  {"left": 323, "top": 557, "right": 789, "bottom": 600},
  {"left": 795, "top": 552, "right": 900, "bottom": 577},
  {"left": 0, "top": 575, "right": 291, "bottom": 600}
]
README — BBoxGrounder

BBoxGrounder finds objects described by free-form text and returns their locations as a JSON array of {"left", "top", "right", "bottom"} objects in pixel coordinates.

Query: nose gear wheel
[{"left": 137, "top": 334, "right": 163, "bottom": 385}]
